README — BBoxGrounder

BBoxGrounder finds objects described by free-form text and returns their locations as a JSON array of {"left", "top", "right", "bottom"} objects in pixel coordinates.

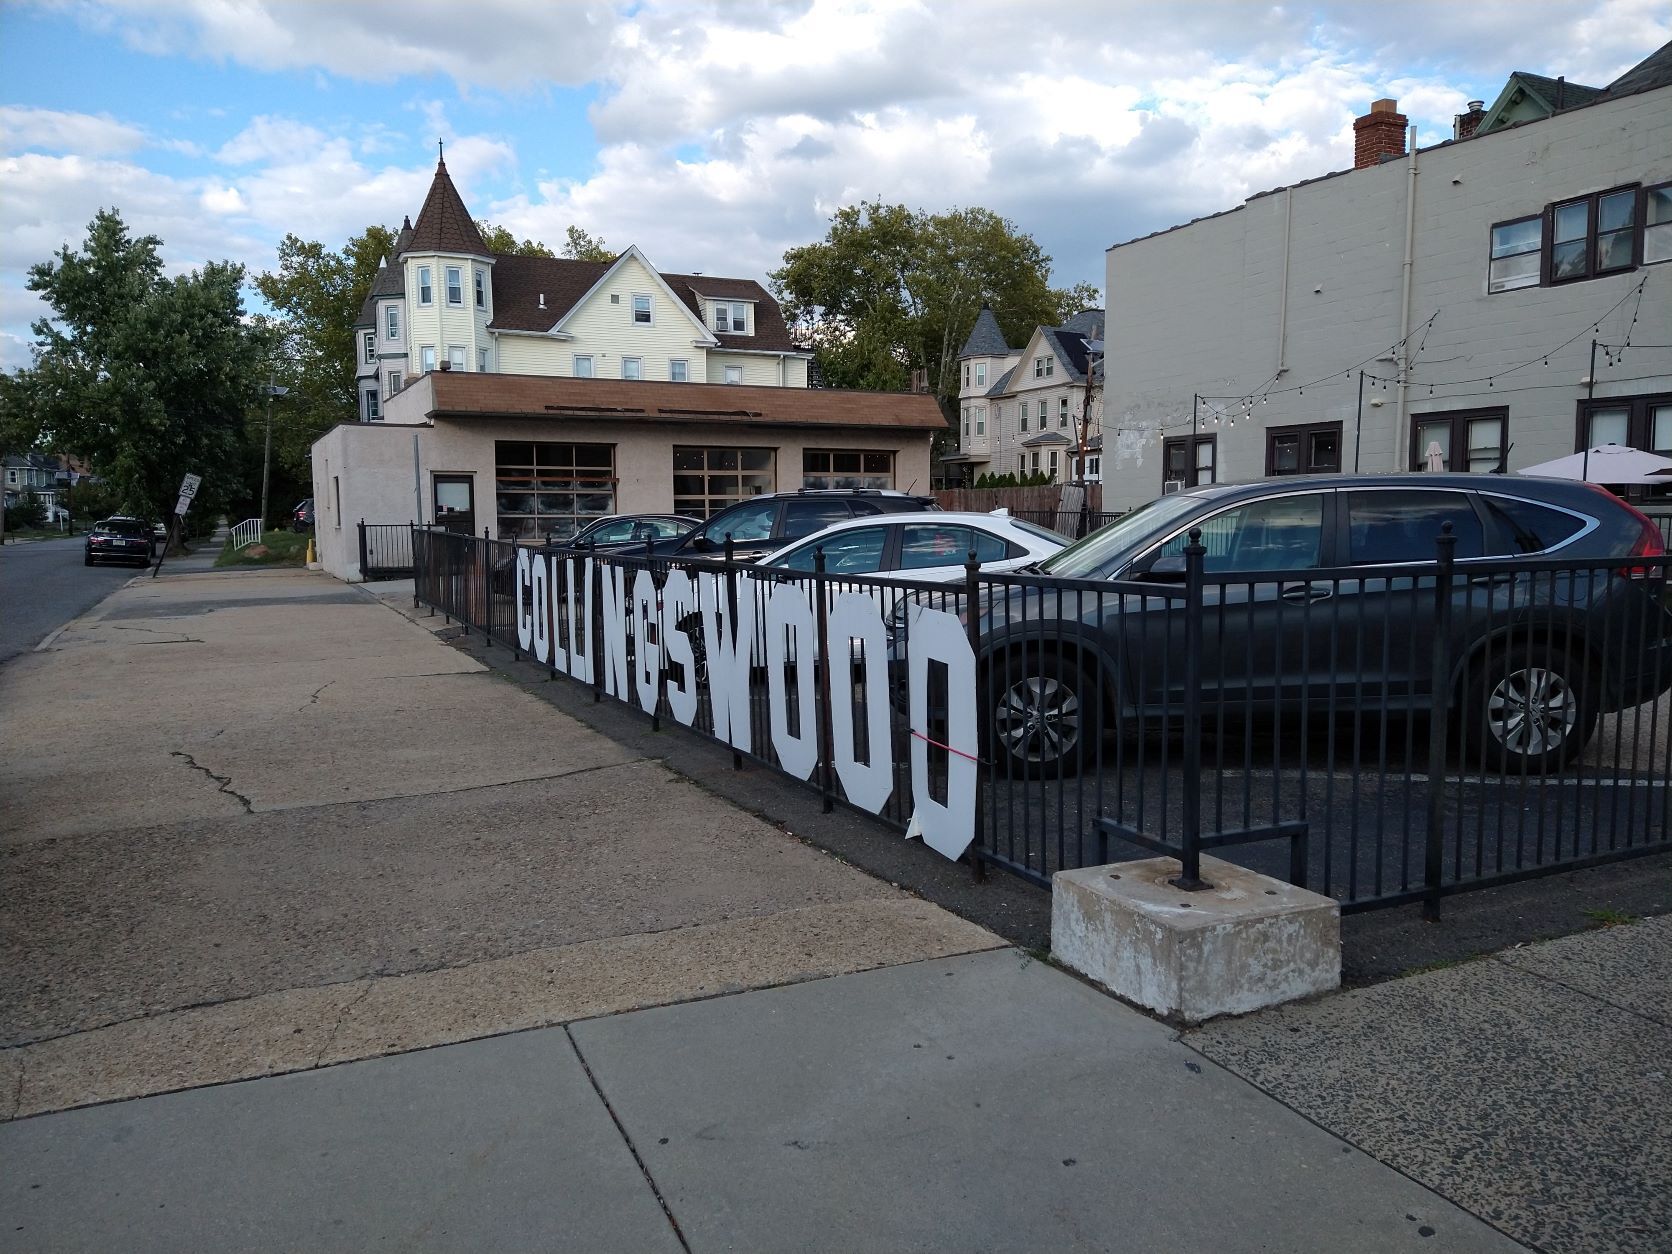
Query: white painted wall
[{"left": 1101, "top": 84, "right": 1672, "bottom": 511}]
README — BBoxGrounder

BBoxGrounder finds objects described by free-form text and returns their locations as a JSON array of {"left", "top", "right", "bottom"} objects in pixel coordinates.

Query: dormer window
[
  {"left": 714, "top": 301, "right": 749, "bottom": 334},
  {"left": 1034, "top": 356, "right": 1053, "bottom": 379},
  {"left": 632, "top": 294, "right": 652, "bottom": 324},
  {"left": 975, "top": 362, "right": 986, "bottom": 387}
]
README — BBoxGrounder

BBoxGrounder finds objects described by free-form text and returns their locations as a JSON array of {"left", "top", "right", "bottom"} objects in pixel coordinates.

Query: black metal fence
[
  {"left": 359, "top": 521, "right": 414, "bottom": 579},
  {"left": 411, "top": 525, "right": 1672, "bottom": 917}
]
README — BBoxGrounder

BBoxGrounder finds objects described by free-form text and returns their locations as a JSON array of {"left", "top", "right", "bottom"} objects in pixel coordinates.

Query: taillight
[{"left": 1585, "top": 483, "right": 1667, "bottom": 577}]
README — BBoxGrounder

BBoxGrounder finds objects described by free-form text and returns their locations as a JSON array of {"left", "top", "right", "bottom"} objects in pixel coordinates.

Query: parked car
[
  {"left": 570, "top": 513, "right": 701, "bottom": 548},
  {"left": 84, "top": 516, "right": 153, "bottom": 567},
  {"left": 291, "top": 499, "right": 315, "bottom": 532},
  {"left": 643, "top": 489, "right": 941, "bottom": 563},
  {"left": 912, "top": 474, "right": 1671, "bottom": 777}
]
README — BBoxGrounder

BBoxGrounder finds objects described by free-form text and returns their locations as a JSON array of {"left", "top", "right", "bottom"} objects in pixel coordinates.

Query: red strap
[{"left": 909, "top": 728, "right": 981, "bottom": 763}]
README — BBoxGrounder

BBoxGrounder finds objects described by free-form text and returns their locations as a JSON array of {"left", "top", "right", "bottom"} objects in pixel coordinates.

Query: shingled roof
[
  {"left": 403, "top": 157, "right": 490, "bottom": 259},
  {"left": 957, "top": 305, "right": 1010, "bottom": 359}
]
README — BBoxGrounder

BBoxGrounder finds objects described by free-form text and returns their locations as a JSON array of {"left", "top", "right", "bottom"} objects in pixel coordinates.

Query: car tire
[
  {"left": 985, "top": 649, "right": 1094, "bottom": 779},
  {"left": 84, "top": 552, "right": 94, "bottom": 566},
  {"left": 1466, "top": 642, "right": 1596, "bottom": 774}
]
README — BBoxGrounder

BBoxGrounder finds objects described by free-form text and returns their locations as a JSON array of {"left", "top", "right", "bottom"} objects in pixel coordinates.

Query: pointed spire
[
  {"left": 958, "top": 303, "right": 1010, "bottom": 359},
  {"left": 405, "top": 149, "right": 489, "bottom": 258}
]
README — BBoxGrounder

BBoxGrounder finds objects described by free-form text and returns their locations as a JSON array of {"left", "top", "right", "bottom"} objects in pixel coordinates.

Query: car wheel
[
  {"left": 986, "top": 650, "right": 1092, "bottom": 778},
  {"left": 84, "top": 552, "right": 94, "bottom": 566},
  {"left": 1467, "top": 643, "right": 1596, "bottom": 774}
]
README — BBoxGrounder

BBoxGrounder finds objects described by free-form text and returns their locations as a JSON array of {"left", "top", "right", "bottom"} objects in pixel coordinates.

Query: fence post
[
  {"left": 724, "top": 533, "right": 742, "bottom": 769},
  {"left": 964, "top": 548, "right": 987, "bottom": 882},
  {"left": 1423, "top": 522, "right": 1457, "bottom": 922},
  {"left": 357, "top": 519, "right": 368, "bottom": 583},
  {"left": 481, "top": 526, "right": 492, "bottom": 642},
  {"left": 411, "top": 521, "right": 420, "bottom": 609},
  {"left": 590, "top": 540, "right": 605, "bottom": 705},
  {"left": 813, "top": 547, "right": 835, "bottom": 813},
  {"left": 1170, "top": 528, "right": 1209, "bottom": 891}
]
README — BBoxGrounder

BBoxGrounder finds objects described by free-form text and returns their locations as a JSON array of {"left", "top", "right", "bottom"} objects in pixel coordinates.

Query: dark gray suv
[{"left": 968, "top": 474, "right": 1671, "bottom": 776}]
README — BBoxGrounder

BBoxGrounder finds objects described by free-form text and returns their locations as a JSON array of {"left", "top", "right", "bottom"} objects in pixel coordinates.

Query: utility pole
[{"left": 259, "top": 376, "right": 288, "bottom": 532}]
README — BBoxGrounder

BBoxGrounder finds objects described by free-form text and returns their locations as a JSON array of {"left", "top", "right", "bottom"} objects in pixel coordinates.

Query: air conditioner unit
[{"left": 1162, "top": 479, "right": 1184, "bottom": 495}]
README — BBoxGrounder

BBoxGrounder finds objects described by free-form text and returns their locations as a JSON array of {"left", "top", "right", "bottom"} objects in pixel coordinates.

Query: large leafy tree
[
  {"left": 253, "top": 224, "right": 395, "bottom": 488},
  {"left": 476, "top": 221, "right": 613, "bottom": 261},
  {"left": 17, "top": 209, "right": 260, "bottom": 530},
  {"left": 772, "top": 201, "right": 1099, "bottom": 407}
]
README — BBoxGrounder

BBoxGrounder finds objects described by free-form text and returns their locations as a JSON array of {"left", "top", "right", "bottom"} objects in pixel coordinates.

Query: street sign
[
  {"left": 174, "top": 494, "right": 193, "bottom": 516},
  {"left": 178, "top": 473, "right": 202, "bottom": 500}
]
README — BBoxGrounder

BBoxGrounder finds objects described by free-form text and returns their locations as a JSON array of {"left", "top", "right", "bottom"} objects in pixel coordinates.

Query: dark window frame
[
  {"left": 1643, "top": 180, "right": 1672, "bottom": 266},
  {"left": 1575, "top": 391, "right": 1672, "bottom": 455},
  {"left": 1546, "top": 183, "right": 1640, "bottom": 286},
  {"left": 1162, "top": 433, "right": 1216, "bottom": 488},
  {"left": 1265, "top": 421, "right": 1343, "bottom": 476},
  {"left": 1408, "top": 407, "right": 1508, "bottom": 474}
]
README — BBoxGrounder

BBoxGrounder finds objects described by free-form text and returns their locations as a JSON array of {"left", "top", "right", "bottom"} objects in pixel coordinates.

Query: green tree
[
  {"left": 772, "top": 201, "right": 1099, "bottom": 408},
  {"left": 0, "top": 372, "right": 43, "bottom": 545},
  {"left": 475, "top": 221, "right": 555, "bottom": 257},
  {"left": 16, "top": 209, "right": 260, "bottom": 533},
  {"left": 253, "top": 224, "right": 396, "bottom": 491},
  {"left": 560, "top": 225, "right": 614, "bottom": 262}
]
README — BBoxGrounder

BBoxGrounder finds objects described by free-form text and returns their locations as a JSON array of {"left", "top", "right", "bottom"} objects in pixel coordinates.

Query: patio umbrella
[{"left": 1517, "top": 444, "right": 1672, "bottom": 484}]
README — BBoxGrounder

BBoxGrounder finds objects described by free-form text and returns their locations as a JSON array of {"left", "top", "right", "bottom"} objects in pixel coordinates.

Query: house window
[
  {"left": 1646, "top": 181, "right": 1672, "bottom": 265},
  {"left": 1266, "top": 422, "right": 1343, "bottom": 475},
  {"left": 963, "top": 364, "right": 970, "bottom": 388},
  {"left": 962, "top": 408, "right": 970, "bottom": 440},
  {"left": 622, "top": 356, "right": 642, "bottom": 380},
  {"left": 364, "top": 390, "right": 380, "bottom": 421},
  {"left": 474, "top": 269, "right": 486, "bottom": 308},
  {"left": 803, "top": 449, "right": 894, "bottom": 490},
  {"left": 1017, "top": 456, "right": 1025, "bottom": 477},
  {"left": 723, "top": 365, "right": 743, "bottom": 385},
  {"left": 632, "top": 294, "right": 652, "bottom": 324},
  {"left": 670, "top": 358, "right": 689, "bottom": 382},
  {"left": 1030, "top": 451, "right": 1040, "bottom": 473},
  {"left": 363, "top": 331, "right": 376, "bottom": 364},
  {"left": 1059, "top": 396, "right": 1070, "bottom": 428},
  {"left": 446, "top": 266, "right": 463, "bottom": 305},
  {"left": 420, "top": 345, "right": 436, "bottom": 373},
  {"left": 417, "top": 266, "right": 432, "bottom": 305},
  {"left": 1577, "top": 393, "right": 1672, "bottom": 461},
  {"left": 672, "top": 446, "right": 775, "bottom": 516},
  {"left": 1488, "top": 216, "right": 1542, "bottom": 293},
  {"left": 385, "top": 305, "right": 399, "bottom": 340},
  {"left": 388, "top": 371, "right": 403, "bottom": 396},
  {"left": 1087, "top": 455, "right": 1101, "bottom": 477},
  {"left": 1163, "top": 434, "right": 1216, "bottom": 487},
  {"left": 1019, "top": 402, "right": 1029, "bottom": 433},
  {"left": 448, "top": 345, "right": 466, "bottom": 372},
  {"left": 494, "top": 441, "right": 616, "bottom": 541},
  {"left": 574, "top": 355, "right": 595, "bottom": 378},
  {"left": 975, "top": 362, "right": 987, "bottom": 387},
  {"left": 714, "top": 301, "right": 748, "bottom": 333},
  {"left": 1549, "top": 186, "right": 1637, "bottom": 283},
  {"left": 975, "top": 406, "right": 985, "bottom": 435},
  {"left": 1410, "top": 407, "right": 1507, "bottom": 472},
  {"left": 1048, "top": 450, "right": 1059, "bottom": 480},
  {"left": 1034, "top": 356, "right": 1053, "bottom": 379},
  {"left": 477, "top": 348, "right": 490, "bottom": 373}
]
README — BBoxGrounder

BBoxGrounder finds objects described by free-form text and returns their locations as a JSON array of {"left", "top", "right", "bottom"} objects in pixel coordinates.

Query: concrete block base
[{"left": 1052, "top": 856, "right": 1339, "bottom": 1023}]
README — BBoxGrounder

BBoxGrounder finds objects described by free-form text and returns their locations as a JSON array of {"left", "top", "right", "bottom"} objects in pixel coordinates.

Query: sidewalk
[{"left": 0, "top": 565, "right": 1638, "bottom": 1250}]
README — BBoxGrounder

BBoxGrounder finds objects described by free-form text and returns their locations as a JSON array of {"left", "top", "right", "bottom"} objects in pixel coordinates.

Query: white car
[{"left": 756, "top": 510, "right": 1067, "bottom": 583}]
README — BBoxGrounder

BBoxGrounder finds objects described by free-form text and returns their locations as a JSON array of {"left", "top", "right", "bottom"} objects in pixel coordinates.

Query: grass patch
[
  {"left": 1582, "top": 906, "right": 1637, "bottom": 928},
  {"left": 216, "top": 529, "right": 310, "bottom": 567}
]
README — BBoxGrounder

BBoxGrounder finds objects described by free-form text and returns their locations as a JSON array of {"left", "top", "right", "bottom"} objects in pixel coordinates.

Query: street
[{"left": 0, "top": 536, "right": 141, "bottom": 666}]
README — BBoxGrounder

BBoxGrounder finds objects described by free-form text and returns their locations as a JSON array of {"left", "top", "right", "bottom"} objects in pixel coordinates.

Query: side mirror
[
  {"left": 690, "top": 534, "right": 713, "bottom": 552},
  {"left": 1142, "top": 554, "right": 1188, "bottom": 582}
]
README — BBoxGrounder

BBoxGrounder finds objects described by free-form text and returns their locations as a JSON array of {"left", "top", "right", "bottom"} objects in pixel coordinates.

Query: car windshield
[
  {"left": 1039, "top": 494, "right": 1202, "bottom": 577},
  {"left": 1012, "top": 519, "right": 1069, "bottom": 544},
  {"left": 101, "top": 519, "right": 148, "bottom": 537}
]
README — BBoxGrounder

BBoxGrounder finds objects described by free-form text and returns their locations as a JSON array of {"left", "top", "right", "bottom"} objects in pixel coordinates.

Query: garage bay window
[
  {"left": 802, "top": 449, "right": 894, "bottom": 490},
  {"left": 495, "top": 441, "right": 615, "bottom": 541},
  {"left": 673, "top": 446, "right": 774, "bottom": 517}
]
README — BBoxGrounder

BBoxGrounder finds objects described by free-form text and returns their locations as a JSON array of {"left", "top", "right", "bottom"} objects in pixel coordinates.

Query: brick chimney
[
  {"left": 1454, "top": 100, "right": 1486, "bottom": 140},
  {"left": 1354, "top": 98, "right": 1408, "bottom": 169}
]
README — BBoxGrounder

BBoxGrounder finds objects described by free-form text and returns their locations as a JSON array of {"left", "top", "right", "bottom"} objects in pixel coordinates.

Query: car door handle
[{"left": 1279, "top": 581, "right": 1333, "bottom": 602}]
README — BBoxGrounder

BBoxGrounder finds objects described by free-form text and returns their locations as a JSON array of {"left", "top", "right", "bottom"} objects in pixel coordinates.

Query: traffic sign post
[{"left": 152, "top": 472, "right": 202, "bottom": 579}]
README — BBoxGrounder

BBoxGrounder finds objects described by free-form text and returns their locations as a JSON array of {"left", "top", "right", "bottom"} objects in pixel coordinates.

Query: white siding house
[{"left": 1099, "top": 43, "right": 1672, "bottom": 510}]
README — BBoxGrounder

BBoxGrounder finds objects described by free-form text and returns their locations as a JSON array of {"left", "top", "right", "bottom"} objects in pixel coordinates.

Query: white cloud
[{"left": 0, "top": 105, "right": 147, "bottom": 155}]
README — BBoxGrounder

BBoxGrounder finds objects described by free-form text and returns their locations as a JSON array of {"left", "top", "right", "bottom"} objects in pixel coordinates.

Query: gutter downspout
[
  {"left": 1276, "top": 186, "right": 1293, "bottom": 376},
  {"left": 1394, "top": 124, "right": 1418, "bottom": 471}
]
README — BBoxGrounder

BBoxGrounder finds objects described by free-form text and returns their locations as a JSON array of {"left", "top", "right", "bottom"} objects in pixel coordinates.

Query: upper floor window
[
  {"left": 574, "top": 354, "right": 595, "bottom": 378},
  {"left": 975, "top": 406, "right": 985, "bottom": 435},
  {"left": 723, "top": 365, "right": 743, "bottom": 384},
  {"left": 420, "top": 345, "right": 436, "bottom": 372},
  {"left": 388, "top": 371, "right": 403, "bottom": 396},
  {"left": 1489, "top": 216, "right": 1542, "bottom": 292},
  {"left": 975, "top": 362, "right": 987, "bottom": 387},
  {"left": 1647, "top": 183, "right": 1672, "bottom": 265},
  {"left": 962, "top": 408, "right": 969, "bottom": 440},
  {"left": 1034, "top": 356, "right": 1053, "bottom": 379},
  {"left": 1266, "top": 421, "right": 1342, "bottom": 475},
  {"left": 477, "top": 348, "right": 490, "bottom": 373},
  {"left": 1163, "top": 434, "right": 1215, "bottom": 488},
  {"left": 417, "top": 266, "right": 432, "bottom": 305},
  {"left": 1058, "top": 396, "right": 1070, "bottom": 428},
  {"left": 632, "top": 294, "right": 652, "bottom": 324},
  {"left": 1493, "top": 183, "right": 1671, "bottom": 292},
  {"left": 715, "top": 302, "right": 749, "bottom": 334},
  {"left": 474, "top": 269, "right": 486, "bottom": 308},
  {"left": 446, "top": 267, "right": 464, "bottom": 306},
  {"left": 963, "top": 364, "right": 970, "bottom": 388},
  {"left": 363, "top": 331, "right": 376, "bottom": 364},
  {"left": 1019, "top": 401, "right": 1029, "bottom": 432},
  {"left": 385, "top": 305, "right": 399, "bottom": 340},
  {"left": 622, "top": 356, "right": 643, "bottom": 380},
  {"left": 364, "top": 389, "right": 380, "bottom": 421},
  {"left": 670, "top": 358, "right": 689, "bottom": 382},
  {"left": 448, "top": 345, "right": 466, "bottom": 372}
]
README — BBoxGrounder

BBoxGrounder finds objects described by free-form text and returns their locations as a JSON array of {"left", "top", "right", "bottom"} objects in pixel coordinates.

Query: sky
[{"left": 1, "top": 0, "right": 1668, "bottom": 372}]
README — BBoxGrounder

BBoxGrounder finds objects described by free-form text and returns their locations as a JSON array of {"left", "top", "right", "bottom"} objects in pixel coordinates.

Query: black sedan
[
  {"left": 931, "top": 474, "right": 1671, "bottom": 777},
  {"left": 84, "top": 517, "right": 154, "bottom": 567}
]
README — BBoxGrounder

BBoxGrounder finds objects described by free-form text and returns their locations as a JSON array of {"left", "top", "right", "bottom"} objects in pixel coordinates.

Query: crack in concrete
[
  {"left": 299, "top": 680, "right": 334, "bottom": 711},
  {"left": 1488, "top": 950, "right": 1671, "bottom": 1030},
  {"left": 169, "top": 751, "right": 255, "bottom": 814},
  {"left": 313, "top": 980, "right": 376, "bottom": 1068}
]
